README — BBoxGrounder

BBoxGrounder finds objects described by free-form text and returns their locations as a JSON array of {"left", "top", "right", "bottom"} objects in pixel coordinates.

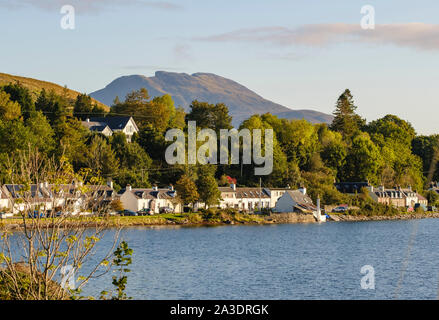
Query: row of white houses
[
  {"left": 0, "top": 179, "right": 319, "bottom": 217},
  {"left": 117, "top": 183, "right": 317, "bottom": 215},
  {"left": 0, "top": 182, "right": 115, "bottom": 214}
]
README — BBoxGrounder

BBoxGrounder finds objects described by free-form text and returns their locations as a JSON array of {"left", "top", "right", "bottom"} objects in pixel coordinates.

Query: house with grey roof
[
  {"left": 82, "top": 119, "right": 113, "bottom": 137},
  {"left": 366, "top": 185, "right": 425, "bottom": 208},
  {"left": 0, "top": 181, "right": 116, "bottom": 214},
  {"left": 216, "top": 184, "right": 294, "bottom": 212},
  {"left": 334, "top": 181, "right": 371, "bottom": 194},
  {"left": 118, "top": 185, "right": 181, "bottom": 213},
  {"left": 82, "top": 116, "right": 139, "bottom": 142},
  {"left": 273, "top": 187, "right": 318, "bottom": 215}
]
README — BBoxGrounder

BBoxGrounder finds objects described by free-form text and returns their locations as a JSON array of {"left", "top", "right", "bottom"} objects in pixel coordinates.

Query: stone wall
[{"left": 265, "top": 212, "right": 316, "bottom": 224}]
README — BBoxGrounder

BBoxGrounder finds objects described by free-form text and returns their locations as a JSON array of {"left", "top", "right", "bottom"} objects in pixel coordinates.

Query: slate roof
[
  {"left": 2, "top": 184, "right": 52, "bottom": 201},
  {"left": 286, "top": 190, "right": 315, "bottom": 208},
  {"left": 334, "top": 182, "right": 370, "bottom": 194},
  {"left": 374, "top": 189, "right": 404, "bottom": 199},
  {"left": 82, "top": 121, "right": 111, "bottom": 133},
  {"left": 219, "top": 187, "right": 270, "bottom": 199},
  {"left": 119, "top": 188, "right": 177, "bottom": 200},
  {"left": 89, "top": 117, "right": 138, "bottom": 131}
]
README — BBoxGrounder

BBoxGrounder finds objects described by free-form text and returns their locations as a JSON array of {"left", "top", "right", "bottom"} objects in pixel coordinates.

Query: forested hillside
[{"left": 1, "top": 80, "right": 438, "bottom": 207}]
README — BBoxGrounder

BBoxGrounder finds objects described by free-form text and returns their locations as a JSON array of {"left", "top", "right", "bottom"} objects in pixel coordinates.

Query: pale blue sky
[{"left": 0, "top": 0, "right": 438, "bottom": 134}]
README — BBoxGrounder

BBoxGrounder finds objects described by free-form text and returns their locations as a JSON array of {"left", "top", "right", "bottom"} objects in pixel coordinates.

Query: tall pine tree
[{"left": 330, "top": 89, "right": 365, "bottom": 142}]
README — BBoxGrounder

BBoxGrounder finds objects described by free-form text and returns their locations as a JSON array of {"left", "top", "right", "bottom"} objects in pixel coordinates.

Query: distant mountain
[
  {"left": 0, "top": 72, "right": 109, "bottom": 111},
  {"left": 90, "top": 71, "right": 333, "bottom": 126}
]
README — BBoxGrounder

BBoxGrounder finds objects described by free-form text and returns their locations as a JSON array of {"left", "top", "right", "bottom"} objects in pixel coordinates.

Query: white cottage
[
  {"left": 84, "top": 116, "right": 139, "bottom": 142},
  {"left": 118, "top": 185, "right": 181, "bottom": 213},
  {"left": 218, "top": 184, "right": 271, "bottom": 212},
  {"left": 273, "top": 188, "right": 317, "bottom": 214}
]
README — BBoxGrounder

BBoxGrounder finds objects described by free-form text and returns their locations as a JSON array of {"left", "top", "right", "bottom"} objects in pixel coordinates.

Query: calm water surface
[{"left": 37, "top": 220, "right": 439, "bottom": 299}]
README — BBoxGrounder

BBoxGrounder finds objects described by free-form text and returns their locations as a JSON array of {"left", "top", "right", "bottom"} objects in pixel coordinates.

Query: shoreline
[
  {"left": 2, "top": 212, "right": 439, "bottom": 230},
  {"left": 329, "top": 212, "right": 439, "bottom": 222}
]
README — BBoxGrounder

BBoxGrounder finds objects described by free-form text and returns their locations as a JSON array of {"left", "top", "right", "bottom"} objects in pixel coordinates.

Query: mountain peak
[{"left": 91, "top": 71, "right": 333, "bottom": 126}]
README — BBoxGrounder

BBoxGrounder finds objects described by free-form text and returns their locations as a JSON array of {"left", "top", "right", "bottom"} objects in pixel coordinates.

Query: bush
[
  {"left": 186, "top": 213, "right": 203, "bottom": 224},
  {"left": 200, "top": 208, "right": 220, "bottom": 221},
  {"left": 358, "top": 201, "right": 402, "bottom": 216},
  {"left": 414, "top": 206, "right": 425, "bottom": 214}
]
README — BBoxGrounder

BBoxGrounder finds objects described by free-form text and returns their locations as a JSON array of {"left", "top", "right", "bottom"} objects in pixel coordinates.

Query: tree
[
  {"left": 319, "top": 128, "right": 347, "bottom": 177},
  {"left": 366, "top": 115, "right": 423, "bottom": 189},
  {"left": 196, "top": 166, "right": 221, "bottom": 208},
  {"left": 100, "top": 241, "right": 133, "bottom": 300},
  {"left": 110, "top": 199, "right": 124, "bottom": 212},
  {"left": 85, "top": 135, "right": 120, "bottom": 178},
  {"left": 175, "top": 174, "right": 199, "bottom": 209},
  {"left": 425, "top": 190, "right": 439, "bottom": 206},
  {"left": 25, "top": 111, "right": 56, "bottom": 155},
  {"left": 148, "top": 96, "right": 173, "bottom": 133},
  {"left": 366, "top": 114, "right": 416, "bottom": 147},
  {"left": 0, "top": 149, "right": 120, "bottom": 300},
  {"left": 0, "top": 119, "right": 31, "bottom": 154},
  {"left": 412, "top": 135, "right": 439, "bottom": 183},
  {"left": 54, "top": 118, "right": 89, "bottom": 167},
  {"left": 0, "top": 90, "right": 21, "bottom": 121},
  {"left": 2, "top": 83, "right": 34, "bottom": 119},
  {"left": 35, "top": 89, "right": 70, "bottom": 126},
  {"left": 330, "top": 89, "right": 365, "bottom": 141},
  {"left": 111, "top": 132, "right": 152, "bottom": 187},
  {"left": 341, "top": 132, "right": 382, "bottom": 183},
  {"left": 169, "top": 106, "right": 186, "bottom": 129},
  {"left": 74, "top": 93, "right": 105, "bottom": 120},
  {"left": 111, "top": 89, "right": 175, "bottom": 133},
  {"left": 186, "top": 100, "right": 232, "bottom": 132}
]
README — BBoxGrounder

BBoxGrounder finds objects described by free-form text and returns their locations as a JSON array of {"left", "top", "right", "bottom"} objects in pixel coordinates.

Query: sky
[{"left": 0, "top": 0, "right": 438, "bottom": 134}]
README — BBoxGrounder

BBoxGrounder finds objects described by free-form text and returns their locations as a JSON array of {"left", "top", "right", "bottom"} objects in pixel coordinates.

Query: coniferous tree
[
  {"left": 2, "top": 83, "right": 34, "bottom": 119},
  {"left": 330, "top": 89, "right": 365, "bottom": 142}
]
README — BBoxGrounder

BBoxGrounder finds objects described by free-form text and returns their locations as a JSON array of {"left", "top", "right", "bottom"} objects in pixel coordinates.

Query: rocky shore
[
  {"left": 1, "top": 212, "right": 439, "bottom": 230},
  {"left": 330, "top": 212, "right": 439, "bottom": 222}
]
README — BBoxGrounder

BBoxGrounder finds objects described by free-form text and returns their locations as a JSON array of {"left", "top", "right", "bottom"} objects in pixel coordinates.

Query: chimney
[
  {"left": 380, "top": 185, "right": 385, "bottom": 192},
  {"left": 299, "top": 186, "right": 306, "bottom": 195},
  {"left": 86, "top": 118, "right": 90, "bottom": 122},
  {"left": 107, "top": 177, "right": 113, "bottom": 189},
  {"left": 126, "top": 185, "right": 132, "bottom": 191},
  {"left": 169, "top": 184, "right": 174, "bottom": 191},
  {"left": 152, "top": 185, "right": 158, "bottom": 191},
  {"left": 231, "top": 183, "right": 236, "bottom": 191}
]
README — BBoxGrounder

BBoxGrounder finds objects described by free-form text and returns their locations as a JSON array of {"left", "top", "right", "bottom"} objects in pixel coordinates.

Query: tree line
[{"left": 0, "top": 82, "right": 438, "bottom": 207}]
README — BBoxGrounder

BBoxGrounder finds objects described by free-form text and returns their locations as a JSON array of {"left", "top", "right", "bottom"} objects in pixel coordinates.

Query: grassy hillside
[{"left": 0, "top": 72, "right": 109, "bottom": 111}]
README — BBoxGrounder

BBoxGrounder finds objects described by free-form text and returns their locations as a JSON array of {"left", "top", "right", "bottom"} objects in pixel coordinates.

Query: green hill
[{"left": 0, "top": 72, "right": 109, "bottom": 111}]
